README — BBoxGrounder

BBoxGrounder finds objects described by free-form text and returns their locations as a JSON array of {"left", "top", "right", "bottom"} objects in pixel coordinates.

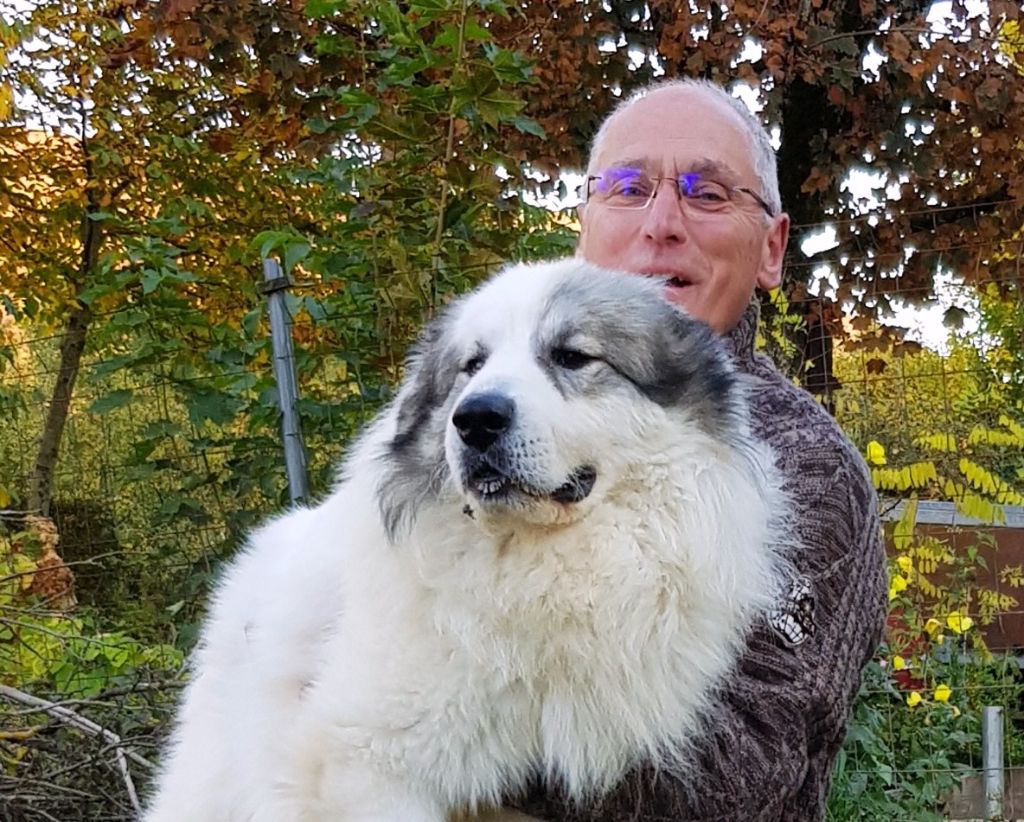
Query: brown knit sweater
[{"left": 511, "top": 303, "right": 888, "bottom": 821}]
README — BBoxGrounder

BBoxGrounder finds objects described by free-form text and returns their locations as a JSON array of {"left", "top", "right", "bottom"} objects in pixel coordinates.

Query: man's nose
[{"left": 642, "top": 181, "right": 689, "bottom": 244}]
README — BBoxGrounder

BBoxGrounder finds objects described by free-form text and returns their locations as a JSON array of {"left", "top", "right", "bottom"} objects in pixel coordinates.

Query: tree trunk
[{"left": 27, "top": 209, "right": 99, "bottom": 516}]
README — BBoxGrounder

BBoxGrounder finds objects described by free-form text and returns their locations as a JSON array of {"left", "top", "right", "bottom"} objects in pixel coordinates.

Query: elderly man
[{"left": 509, "top": 79, "right": 888, "bottom": 821}]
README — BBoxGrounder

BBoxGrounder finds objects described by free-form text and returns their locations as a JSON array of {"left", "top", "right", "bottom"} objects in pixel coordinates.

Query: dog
[{"left": 144, "top": 259, "right": 789, "bottom": 821}]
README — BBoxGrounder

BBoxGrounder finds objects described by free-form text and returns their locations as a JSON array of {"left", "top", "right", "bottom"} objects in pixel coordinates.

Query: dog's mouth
[{"left": 468, "top": 463, "right": 597, "bottom": 505}]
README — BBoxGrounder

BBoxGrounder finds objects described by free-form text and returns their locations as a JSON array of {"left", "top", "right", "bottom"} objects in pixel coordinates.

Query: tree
[
  {"left": 0, "top": 1, "right": 330, "bottom": 514},
  {"left": 486, "top": 0, "right": 1023, "bottom": 311}
]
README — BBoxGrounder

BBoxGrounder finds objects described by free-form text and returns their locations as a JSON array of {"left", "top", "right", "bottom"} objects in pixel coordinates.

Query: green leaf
[
  {"left": 284, "top": 241, "right": 311, "bottom": 275},
  {"left": 140, "top": 268, "right": 162, "bottom": 294},
  {"left": 305, "top": 0, "right": 348, "bottom": 17},
  {"left": 87, "top": 389, "right": 134, "bottom": 415},
  {"left": 474, "top": 0, "right": 510, "bottom": 17},
  {"left": 462, "top": 19, "right": 492, "bottom": 42},
  {"left": 511, "top": 114, "right": 546, "bottom": 138},
  {"left": 186, "top": 387, "right": 245, "bottom": 427}
]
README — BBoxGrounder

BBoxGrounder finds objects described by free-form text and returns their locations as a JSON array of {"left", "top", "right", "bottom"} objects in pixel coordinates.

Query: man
[{"left": 511, "top": 80, "right": 888, "bottom": 820}]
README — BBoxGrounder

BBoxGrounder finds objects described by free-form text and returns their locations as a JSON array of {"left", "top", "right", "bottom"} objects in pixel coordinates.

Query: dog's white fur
[{"left": 145, "top": 260, "right": 788, "bottom": 821}]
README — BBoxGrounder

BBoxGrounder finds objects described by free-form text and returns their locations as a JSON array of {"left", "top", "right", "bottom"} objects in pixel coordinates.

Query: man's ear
[{"left": 756, "top": 212, "right": 790, "bottom": 291}]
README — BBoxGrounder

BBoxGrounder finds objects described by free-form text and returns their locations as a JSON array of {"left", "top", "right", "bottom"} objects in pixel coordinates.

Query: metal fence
[{"left": 1, "top": 261, "right": 1023, "bottom": 821}]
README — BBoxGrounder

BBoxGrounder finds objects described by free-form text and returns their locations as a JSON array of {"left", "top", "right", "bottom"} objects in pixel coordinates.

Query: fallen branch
[{"left": 0, "top": 683, "right": 152, "bottom": 814}]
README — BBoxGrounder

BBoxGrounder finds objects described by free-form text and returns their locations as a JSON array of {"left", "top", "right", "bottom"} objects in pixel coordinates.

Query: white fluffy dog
[{"left": 145, "top": 259, "right": 789, "bottom": 821}]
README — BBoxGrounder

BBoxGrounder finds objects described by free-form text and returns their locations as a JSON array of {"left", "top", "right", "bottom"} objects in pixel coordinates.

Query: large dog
[{"left": 145, "top": 259, "right": 789, "bottom": 821}]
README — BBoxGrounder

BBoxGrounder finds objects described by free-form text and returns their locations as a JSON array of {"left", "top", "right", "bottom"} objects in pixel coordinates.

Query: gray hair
[{"left": 585, "top": 79, "right": 781, "bottom": 217}]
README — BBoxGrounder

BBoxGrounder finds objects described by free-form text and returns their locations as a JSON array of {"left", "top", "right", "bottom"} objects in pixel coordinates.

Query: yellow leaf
[
  {"left": 946, "top": 611, "right": 974, "bottom": 633},
  {"left": 896, "top": 555, "right": 913, "bottom": 574},
  {"left": 0, "top": 84, "right": 11, "bottom": 121},
  {"left": 866, "top": 440, "right": 887, "bottom": 466},
  {"left": 893, "top": 498, "right": 917, "bottom": 552}
]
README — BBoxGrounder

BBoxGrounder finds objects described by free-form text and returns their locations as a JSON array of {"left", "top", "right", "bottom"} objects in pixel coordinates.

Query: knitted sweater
[{"left": 512, "top": 303, "right": 888, "bottom": 821}]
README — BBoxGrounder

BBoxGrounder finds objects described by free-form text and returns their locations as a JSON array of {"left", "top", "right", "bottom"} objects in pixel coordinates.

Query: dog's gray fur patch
[
  {"left": 541, "top": 271, "right": 743, "bottom": 440},
  {"left": 377, "top": 313, "right": 460, "bottom": 541}
]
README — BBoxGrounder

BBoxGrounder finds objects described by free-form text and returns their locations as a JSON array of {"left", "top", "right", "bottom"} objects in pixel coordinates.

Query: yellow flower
[
  {"left": 892, "top": 655, "right": 907, "bottom": 671},
  {"left": 934, "top": 683, "right": 952, "bottom": 703},
  {"left": 907, "top": 691, "right": 923, "bottom": 708},
  {"left": 867, "top": 440, "right": 888, "bottom": 466},
  {"left": 888, "top": 575, "right": 909, "bottom": 601},
  {"left": 946, "top": 611, "right": 974, "bottom": 634},
  {"left": 896, "top": 555, "right": 913, "bottom": 574},
  {"left": 924, "top": 617, "right": 942, "bottom": 637}
]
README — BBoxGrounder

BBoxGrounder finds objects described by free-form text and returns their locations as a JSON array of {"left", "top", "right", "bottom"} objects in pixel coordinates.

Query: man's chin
[{"left": 663, "top": 282, "right": 695, "bottom": 312}]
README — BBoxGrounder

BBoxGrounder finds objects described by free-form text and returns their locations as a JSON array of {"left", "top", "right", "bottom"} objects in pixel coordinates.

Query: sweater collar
[{"left": 722, "top": 300, "right": 759, "bottom": 366}]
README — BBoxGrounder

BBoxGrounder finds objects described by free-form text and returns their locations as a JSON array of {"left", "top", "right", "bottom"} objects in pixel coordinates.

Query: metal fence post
[
  {"left": 982, "top": 705, "right": 1005, "bottom": 821},
  {"left": 261, "top": 258, "right": 309, "bottom": 504}
]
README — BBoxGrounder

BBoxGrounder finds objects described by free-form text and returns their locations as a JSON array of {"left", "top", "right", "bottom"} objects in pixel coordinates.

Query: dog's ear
[
  {"left": 391, "top": 316, "right": 453, "bottom": 450},
  {"left": 377, "top": 314, "right": 459, "bottom": 542},
  {"left": 642, "top": 308, "right": 744, "bottom": 438}
]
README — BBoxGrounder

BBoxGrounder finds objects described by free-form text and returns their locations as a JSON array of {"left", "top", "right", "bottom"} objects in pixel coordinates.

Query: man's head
[{"left": 577, "top": 79, "right": 790, "bottom": 334}]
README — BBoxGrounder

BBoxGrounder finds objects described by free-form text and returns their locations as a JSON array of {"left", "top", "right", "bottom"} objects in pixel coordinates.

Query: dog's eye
[
  {"left": 463, "top": 354, "right": 486, "bottom": 375},
  {"left": 551, "top": 348, "right": 597, "bottom": 370}
]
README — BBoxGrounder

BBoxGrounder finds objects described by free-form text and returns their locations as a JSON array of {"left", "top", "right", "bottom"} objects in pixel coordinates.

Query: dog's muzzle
[{"left": 452, "top": 393, "right": 597, "bottom": 505}]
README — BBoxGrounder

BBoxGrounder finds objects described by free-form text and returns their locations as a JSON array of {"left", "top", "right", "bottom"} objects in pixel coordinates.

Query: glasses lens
[
  {"left": 592, "top": 167, "right": 652, "bottom": 209},
  {"left": 678, "top": 173, "right": 731, "bottom": 210}
]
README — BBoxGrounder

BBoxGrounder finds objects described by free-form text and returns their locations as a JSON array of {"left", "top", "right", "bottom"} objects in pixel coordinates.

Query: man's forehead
[
  {"left": 600, "top": 156, "right": 738, "bottom": 179},
  {"left": 593, "top": 90, "right": 756, "bottom": 178}
]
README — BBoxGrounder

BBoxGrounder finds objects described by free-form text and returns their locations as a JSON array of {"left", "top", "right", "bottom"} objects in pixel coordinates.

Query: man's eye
[
  {"left": 682, "top": 180, "right": 729, "bottom": 205},
  {"left": 552, "top": 348, "right": 597, "bottom": 370},
  {"left": 695, "top": 188, "right": 726, "bottom": 201},
  {"left": 612, "top": 179, "right": 651, "bottom": 198}
]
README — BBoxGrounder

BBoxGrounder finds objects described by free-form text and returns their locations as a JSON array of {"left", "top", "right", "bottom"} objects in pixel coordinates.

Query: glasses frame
[{"left": 584, "top": 173, "right": 776, "bottom": 218}]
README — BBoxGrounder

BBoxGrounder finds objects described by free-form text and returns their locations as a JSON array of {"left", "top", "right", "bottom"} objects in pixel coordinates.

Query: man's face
[{"left": 577, "top": 87, "right": 790, "bottom": 334}]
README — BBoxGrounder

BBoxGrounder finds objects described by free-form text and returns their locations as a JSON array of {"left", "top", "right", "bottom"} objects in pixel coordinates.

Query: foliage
[
  {"left": 831, "top": 328, "right": 1024, "bottom": 522},
  {"left": 827, "top": 499, "right": 1024, "bottom": 820},
  {"left": 0, "top": 520, "right": 184, "bottom": 819}
]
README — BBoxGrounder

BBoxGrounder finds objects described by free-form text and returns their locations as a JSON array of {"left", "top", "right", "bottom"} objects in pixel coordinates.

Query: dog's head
[{"left": 377, "top": 259, "right": 746, "bottom": 539}]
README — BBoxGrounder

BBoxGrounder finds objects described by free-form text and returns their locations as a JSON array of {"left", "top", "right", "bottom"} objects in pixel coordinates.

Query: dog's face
[{"left": 378, "top": 260, "right": 743, "bottom": 538}]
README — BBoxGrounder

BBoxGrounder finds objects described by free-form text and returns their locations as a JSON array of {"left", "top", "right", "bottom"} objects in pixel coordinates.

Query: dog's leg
[{"left": 278, "top": 753, "right": 448, "bottom": 822}]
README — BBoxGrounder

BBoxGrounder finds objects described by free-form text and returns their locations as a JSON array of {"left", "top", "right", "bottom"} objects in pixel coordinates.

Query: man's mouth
[
  {"left": 467, "top": 463, "right": 597, "bottom": 505},
  {"left": 643, "top": 272, "right": 692, "bottom": 290}
]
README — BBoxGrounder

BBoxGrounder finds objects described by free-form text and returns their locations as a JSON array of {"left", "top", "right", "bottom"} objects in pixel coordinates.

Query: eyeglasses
[{"left": 584, "top": 168, "right": 775, "bottom": 218}]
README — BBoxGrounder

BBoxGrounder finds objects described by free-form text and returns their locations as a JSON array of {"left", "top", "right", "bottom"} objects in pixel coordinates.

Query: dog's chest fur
[{"left": 350, "top": 456, "right": 770, "bottom": 805}]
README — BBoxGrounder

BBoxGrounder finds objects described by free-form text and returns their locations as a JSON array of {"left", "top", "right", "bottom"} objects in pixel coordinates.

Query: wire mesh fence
[{"left": 1, "top": 259, "right": 1023, "bottom": 821}]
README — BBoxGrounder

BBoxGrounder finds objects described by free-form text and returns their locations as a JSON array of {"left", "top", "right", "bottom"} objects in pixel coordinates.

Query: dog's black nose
[{"left": 452, "top": 393, "right": 515, "bottom": 452}]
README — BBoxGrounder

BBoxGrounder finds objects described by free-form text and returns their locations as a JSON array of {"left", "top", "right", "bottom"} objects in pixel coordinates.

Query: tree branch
[{"left": 0, "top": 683, "right": 153, "bottom": 814}]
